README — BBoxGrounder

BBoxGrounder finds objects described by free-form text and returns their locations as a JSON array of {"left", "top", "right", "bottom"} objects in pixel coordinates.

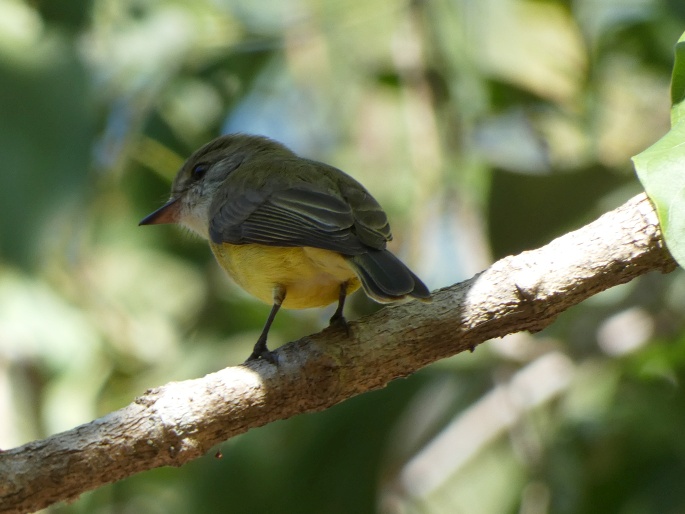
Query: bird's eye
[{"left": 191, "top": 162, "right": 210, "bottom": 180}]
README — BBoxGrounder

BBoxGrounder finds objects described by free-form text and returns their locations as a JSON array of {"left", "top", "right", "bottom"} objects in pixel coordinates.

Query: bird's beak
[{"left": 139, "top": 197, "right": 182, "bottom": 225}]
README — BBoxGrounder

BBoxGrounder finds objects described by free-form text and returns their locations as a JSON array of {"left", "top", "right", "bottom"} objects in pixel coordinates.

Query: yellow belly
[{"left": 209, "top": 242, "right": 361, "bottom": 309}]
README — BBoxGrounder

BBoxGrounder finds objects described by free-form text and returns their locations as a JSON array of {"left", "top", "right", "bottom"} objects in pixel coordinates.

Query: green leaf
[
  {"left": 634, "top": 31, "right": 685, "bottom": 268},
  {"left": 633, "top": 122, "right": 685, "bottom": 267}
]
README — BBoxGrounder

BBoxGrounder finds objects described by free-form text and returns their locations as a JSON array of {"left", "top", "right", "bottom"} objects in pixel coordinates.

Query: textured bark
[{"left": 0, "top": 193, "right": 676, "bottom": 514}]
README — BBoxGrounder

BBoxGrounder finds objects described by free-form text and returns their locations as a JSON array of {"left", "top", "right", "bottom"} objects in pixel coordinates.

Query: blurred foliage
[{"left": 1, "top": 0, "right": 685, "bottom": 513}]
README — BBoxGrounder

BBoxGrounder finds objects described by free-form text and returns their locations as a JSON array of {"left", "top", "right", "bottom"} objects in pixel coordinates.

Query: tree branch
[{"left": 0, "top": 193, "right": 676, "bottom": 514}]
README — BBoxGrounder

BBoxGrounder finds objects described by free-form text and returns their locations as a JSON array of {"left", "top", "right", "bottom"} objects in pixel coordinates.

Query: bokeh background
[{"left": 1, "top": 0, "right": 685, "bottom": 512}]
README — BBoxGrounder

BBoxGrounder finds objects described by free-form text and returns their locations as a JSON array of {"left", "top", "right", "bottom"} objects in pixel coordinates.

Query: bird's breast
[{"left": 209, "top": 242, "right": 360, "bottom": 309}]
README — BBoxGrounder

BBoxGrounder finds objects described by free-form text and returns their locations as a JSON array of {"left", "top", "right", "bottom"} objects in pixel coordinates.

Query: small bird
[{"left": 140, "top": 134, "right": 430, "bottom": 363}]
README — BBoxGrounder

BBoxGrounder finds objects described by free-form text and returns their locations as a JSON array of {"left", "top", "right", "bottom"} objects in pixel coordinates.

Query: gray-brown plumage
[{"left": 141, "top": 134, "right": 430, "bottom": 362}]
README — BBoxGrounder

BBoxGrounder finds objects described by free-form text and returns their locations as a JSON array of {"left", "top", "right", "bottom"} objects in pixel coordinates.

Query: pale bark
[{"left": 0, "top": 193, "right": 676, "bottom": 514}]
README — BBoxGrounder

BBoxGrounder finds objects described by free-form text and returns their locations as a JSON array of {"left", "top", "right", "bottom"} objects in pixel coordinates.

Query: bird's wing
[{"left": 209, "top": 182, "right": 390, "bottom": 255}]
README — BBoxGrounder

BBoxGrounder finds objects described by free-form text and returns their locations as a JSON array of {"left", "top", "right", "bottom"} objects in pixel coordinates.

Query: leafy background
[{"left": 1, "top": 0, "right": 685, "bottom": 513}]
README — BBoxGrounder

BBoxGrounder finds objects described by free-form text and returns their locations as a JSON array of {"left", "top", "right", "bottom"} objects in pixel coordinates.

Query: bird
[{"left": 140, "top": 134, "right": 430, "bottom": 363}]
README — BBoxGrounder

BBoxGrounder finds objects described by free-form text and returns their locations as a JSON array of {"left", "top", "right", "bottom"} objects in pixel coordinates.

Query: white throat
[{"left": 177, "top": 194, "right": 212, "bottom": 240}]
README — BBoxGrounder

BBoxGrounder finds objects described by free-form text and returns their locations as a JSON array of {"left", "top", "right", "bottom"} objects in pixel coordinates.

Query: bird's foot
[
  {"left": 329, "top": 313, "right": 351, "bottom": 337},
  {"left": 245, "top": 338, "right": 279, "bottom": 365}
]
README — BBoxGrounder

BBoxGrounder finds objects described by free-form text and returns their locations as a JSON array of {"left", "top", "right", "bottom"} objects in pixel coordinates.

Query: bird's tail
[{"left": 346, "top": 250, "right": 431, "bottom": 303}]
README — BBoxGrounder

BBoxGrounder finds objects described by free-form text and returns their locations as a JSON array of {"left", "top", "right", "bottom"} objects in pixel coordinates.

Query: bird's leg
[
  {"left": 329, "top": 281, "right": 350, "bottom": 336},
  {"left": 246, "top": 286, "right": 285, "bottom": 364}
]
